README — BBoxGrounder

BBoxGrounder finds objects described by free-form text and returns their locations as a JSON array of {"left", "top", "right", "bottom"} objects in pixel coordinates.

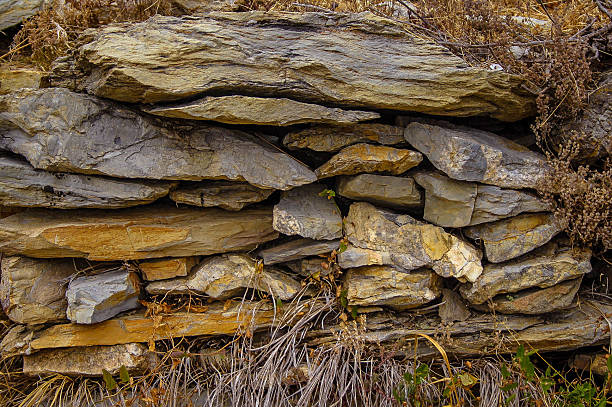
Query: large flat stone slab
[
  {"left": 464, "top": 213, "right": 562, "bottom": 263},
  {"left": 340, "top": 202, "right": 482, "bottom": 282},
  {"left": 404, "top": 121, "right": 549, "bottom": 189},
  {"left": 0, "top": 204, "right": 278, "bottom": 260},
  {"left": 64, "top": 12, "right": 535, "bottom": 121},
  {"left": 337, "top": 174, "right": 422, "bottom": 209},
  {"left": 0, "top": 88, "right": 316, "bottom": 190},
  {"left": 0, "top": 256, "right": 79, "bottom": 325},
  {"left": 23, "top": 343, "right": 159, "bottom": 376},
  {"left": 315, "top": 144, "right": 422, "bottom": 179},
  {"left": 144, "top": 95, "right": 379, "bottom": 126},
  {"left": 257, "top": 238, "right": 340, "bottom": 265},
  {"left": 344, "top": 266, "right": 441, "bottom": 309},
  {"left": 0, "top": 155, "right": 174, "bottom": 209},
  {"left": 459, "top": 242, "right": 591, "bottom": 304},
  {"left": 273, "top": 184, "right": 342, "bottom": 240},
  {"left": 283, "top": 123, "right": 405, "bottom": 152},
  {"left": 169, "top": 181, "right": 274, "bottom": 211}
]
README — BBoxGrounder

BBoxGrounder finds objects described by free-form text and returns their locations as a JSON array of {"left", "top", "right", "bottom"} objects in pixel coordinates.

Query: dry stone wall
[{"left": 0, "top": 10, "right": 609, "bottom": 379}]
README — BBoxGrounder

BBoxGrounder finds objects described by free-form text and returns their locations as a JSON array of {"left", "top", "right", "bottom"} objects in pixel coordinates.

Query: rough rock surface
[
  {"left": 460, "top": 243, "right": 591, "bottom": 304},
  {"left": 169, "top": 181, "right": 274, "bottom": 211},
  {"left": 257, "top": 238, "right": 340, "bottom": 265},
  {"left": 404, "top": 122, "right": 549, "bottom": 189},
  {"left": 474, "top": 277, "right": 582, "bottom": 315},
  {"left": 0, "top": 0, "right": 44, "bottom": 30},
  {"left": 138, "top": 257, "right": 198, "bottom": 281},
  {"left": 144, "top": 95, "right": 380, "bottom": 126},
  {"left": 465, "top": 213, "right": 562, "bottom": 263},
  {"left": 344, "top": 266, "right": 441, "bottom": 309},
  {"left": 66, "top": 269, "right": 140, "bottom": 324},
  {"left": 0, "top": 65, "right": 43, "bottom": 94},
  {"left": 146, "top": 254, "right": 300, "bottom": 300},
  {"left": 341, "top": 202, "right": 482, "bottom": 282},
  {"left": 0, "top": 88, "right": 316, "bottom": 190},
  {"left": 315, "top": 144, "right": 422, "bottom": 179},
  {"left": 273, "top": 184, "right": 342, "bottom": 240},
  {"left": 23, "top": 343, "right": 158, "bottom": 376},
  {"left": 0, "top": 204, "right": 277, "bottom": 260},
  {"left": 0, "top": 155, "right": 174, "bottom": 209},
  {"left": 0, "top": 256, "right": 77, "bottom": 325},
  {"left": 337, "top": 174, "right": 421, "bottom": 209},
  {"left": 64, "top": 12, "right": 535, "bottom": 121},
  {"left": 283, "top": 123, "right": 405, "bottom": 152},
  {"left": 286, "top": 257, "right": 330, "bottom": 277},
  {"left": 438, "top": 288, "right": 471, "bottom": 323},
  {"left": 413, "top": 171, "right": 550, "bottom": 227}
]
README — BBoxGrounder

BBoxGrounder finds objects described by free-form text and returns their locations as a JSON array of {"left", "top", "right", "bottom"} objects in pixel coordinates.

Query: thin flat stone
[
  {"left": 169, "top": 181, "right": 274, "bottom": 211},
  {"left": 138, "top": 257, "right": 198, "bottom": 281},
  {"left": 257, "top": 238, "right": 340, "bottom": 265},
  {"left": 337, "top": 174, "right": 422, "bottom": 209}
]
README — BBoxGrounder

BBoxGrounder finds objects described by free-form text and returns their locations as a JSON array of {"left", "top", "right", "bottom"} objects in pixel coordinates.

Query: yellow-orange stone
[{"left": 139, "top": 257, "right": 199, "bottom": 281}]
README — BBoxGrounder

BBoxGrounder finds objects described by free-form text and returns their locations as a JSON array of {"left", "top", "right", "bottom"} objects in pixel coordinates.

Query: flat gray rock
[
  {"left": 66, "top": 269, "right": 141, "bottom": 324},
  {"left": 460, "top": 242, "right": 591, "bottom": 304},
  {"left": 0, "top": 155, "right": 174, "bottom": 209},
  {"left": 404, "top": 121, "right": 549, "bottom": 189},
  {"left": 169, "top": 181, "right": 274, "bottom": 211},
  {"left": 257, "top": 238, "right": 340, "bottom": 265},
  {"left": 62, "top": 12, "right": 535, "bottom": 121},
  {"left": 273, "top": 184, "right": 343, "bottom": 240},
  {"left": 464, "top": 212, "right": 562, "bottom": 263},
  {"left": 0, "top": 88, "right": 316, "bottom": 190},
  {"left": 337, "top": 174, "right": 422, "bottom": 209},
  {"left": 146, "top": 253, "right": 301, "bottom": 301},
  {"left": 0, "top": 0, "right": 44, "bottom": 30},
  {"left": 283, "top": 123, "right": 405, "bottom": 152}
]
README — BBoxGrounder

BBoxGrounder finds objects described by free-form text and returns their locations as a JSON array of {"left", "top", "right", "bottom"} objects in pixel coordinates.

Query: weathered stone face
[
  {"left": 438, "top": 289, "right": 471, "bottom": 323},
  {"left": 63, "top": 12, "right": 535, "bottom": 121},
  {"left": 0, "top": 64, "right": 43, "bottom": 94},
  {"left": 138, "top": 257, "right": 198, "bottom": 281},
  {"left": 473, "top": 277, "right": 582, "bottom": 315},
  {"left": 273, "top": 184, "right": 343, "bottom": 240},
  {"left": 337, "top": 174, "right": 422, "bottom": 209},
  {"left": 341, "top": 202, "right": 482, "bottom": 282},
  {"left": 0, "top": 256, "right": 78, "bottom": 325},
  {"left": 257, "top": 238, "right": 340, "bottom": 265},
  {"left": 0, "top": 88, "right": 316, "bottom": 190},
  {"left": 0, "top": 0, "right": 44, "bottom": 31},
  {"left": 283, "top": 123, "right": 405, "bottom": 152},
  {"left": 169, "top": 181, "right": 274, "bottom": 211},
  {"left": 464, "top": 213, "right": 562, "bottom": 263},
  {"left": 285, "top": 257, "right": 330, "bottom": 277},
  {"left": 413, "top": 171, "right": 550, "bottom": 227},
  {"left": 0, "top": 204, "right": 278, "bottom": 260},
  {"left": 315, "top": 144, "right": 422, "bottom": 179},
  {"left": 66, "top": 269, "right": 141, "bottom": 324},
  {"left": 344, "top": 266, "right": 441, "bottom": 309},
  {"left": 23, "top": 343, "right": 159, "bottom": 376},
  {"left": 404, "top": 121, "right": 549, "bottom": 189},
  {"left": 460, "top": 243, "right": 591, "bottom": 304},
  {"left": 146, "top": 254, "right": 301, "bottom": 301},
  {"left": 144, "top": 95, "right": 379, "bottom": 126},
  {"left": 0, "top": 155, "right": 175, "bottom": 209}
]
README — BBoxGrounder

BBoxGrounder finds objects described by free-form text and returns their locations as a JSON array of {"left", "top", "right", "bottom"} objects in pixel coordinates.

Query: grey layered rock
[
  {"left": 0, "top": 256, "right": 79, "bottom": 325},
  {"left": 438, "top": 289, "right": 471, "bottom": 323},
  {"left": 169, "top": 181, "right": 274, "bottom": 211},
  {"left": 413, "top": 171, "right": 550, "bottom": 227},
  {"left": 315, "top": 144, "right": 422, "bottom": 179},
  {"left": 344, "top": 266, "right": 441, "bottom": 309},
  {"left": 66, "top": 269, "right": 141, "bottom": 324},
  {"left": 473, "top": 277, "right": 582, "bottom": 315},
  {"left": 404, "top": 121, "right": 549, "bottom": 189},
  {"left": 273, "top": 184, "right": 342, "bottom": 240},
  {"left": 460, "top": 242, "right": 591, "bottom": 304},
  {"left": 258, "top": 238, "right": 340, "bottom": 265},
  {"left": 341, "top": 202, "right": 482, "bottom": 282},
  {"left": 0, "top": 0, "right": 44, "bottom": 30},
  {"left": 63, "top": 12, "right": 535, "bottom": 121},
  {"left": 0, "top": 155, "right": 174, "bottom": 209},
  {"left": 464, "top": 213, "right": 562, "bottom": 263},
  {"left": 283, "top": 123, "right": 405, "bottom": 152},
  {"left": 146, "top": 254, "right": 300, "bottom": 301},
  {"left": 337, "top": 174, "right": 422, "bottom": 209},
  {"left": 0, "top": 88, "right": 316, "bottom": 190},
  {"left": 144, "top": 95, "right": 380, "bottom": 126},
  {"left": 23, "top": 343, "right": 159, "bottom": 376}
]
